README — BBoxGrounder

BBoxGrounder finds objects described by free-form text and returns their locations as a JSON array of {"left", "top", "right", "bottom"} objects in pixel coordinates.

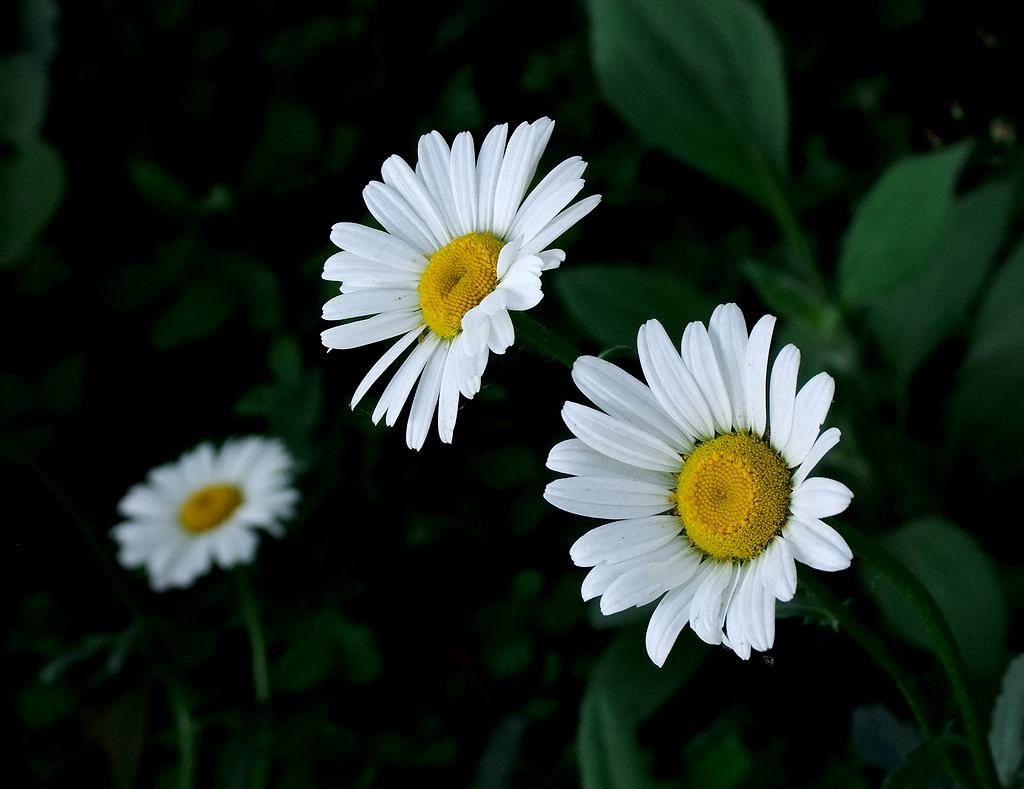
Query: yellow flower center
[
  {"left": 178, "top": 484, "right": 244, "bottom": 534},
  {"left": 418, "top": 232, "right": 503, "bottom": 338},
  {"left": 675, "top": 433, "right": 791, "bottom": 561}
]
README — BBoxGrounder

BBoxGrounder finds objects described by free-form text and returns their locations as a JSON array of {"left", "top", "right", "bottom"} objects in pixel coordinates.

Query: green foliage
[
  {"left": 588, "top": 0, "right": 789, "bottom": 212},
  {"left": 0, "top": 55, "right": 48, "bottom": 144},
  {"left": 951, "top": 242, "right": 1024, "bottom": 481},
  {"left": 861, "top": 518, "right": 1009, "bottom": 677},
  {"left": 838, "top": 144, "right": 969, "bottom": 306},
  {"left": 0, "top": 141, "right": 65, "bottom": 266},
  {"left": 989, "top": 654, "right": 1024, "bottom": 787},
  {"left": 578, "top": 629, "right": 704, "bottom": 788},
  {"left": 555, "top": 264, "right": 714, "bottom": 349}
]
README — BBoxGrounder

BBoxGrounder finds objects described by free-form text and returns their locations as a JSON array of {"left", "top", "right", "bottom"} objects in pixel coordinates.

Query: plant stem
[
  {"left": 838, "top": 525, "right": 1000, "bottom": 789},
  {"left": 232, "top": 569, "right": 270, "bottom": 705},
  {"left": 511, "top": 312, "right": 581, "bottom": 368},
  {"left": 167, "top": 680, "right": 195, "bottom": 789},
  {"left": 799, "top": 570, "right": 932, "bottom": 735}
]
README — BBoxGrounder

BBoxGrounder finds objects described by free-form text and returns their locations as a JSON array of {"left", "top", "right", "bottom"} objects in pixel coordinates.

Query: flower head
[
  {"left": 322, "top": 118, "right": 600, "bottom": 449},
  {"left": 544, "top": 305, "right": 853, "bottom": 664},
  {"left": 112, "top": 437, "right": 298, "bottom": 591}
]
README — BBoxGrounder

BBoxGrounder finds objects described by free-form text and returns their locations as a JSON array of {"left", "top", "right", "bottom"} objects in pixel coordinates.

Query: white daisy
[
  {"left": 543, "top": 304, "right": 854, "bottom": 664},
  {"left": 112, "top": 436, "right": 299, "bottom": 591},
  {"left": 321, "top": 117, "right": 600, "bottom": 450}
]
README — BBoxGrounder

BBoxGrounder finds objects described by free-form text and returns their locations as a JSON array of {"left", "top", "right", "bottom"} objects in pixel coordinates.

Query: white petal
[
  {"left": 792, "top": 427, "right": 841, "bottom": 487},
  {"left": 580, "top": 541, "right": 681, "bottom": 601},
  {"left": 545, "top": 438, "right": 676, "bottom": 487},
  {"left": 570, "top": 515, "right": 682, "bottom": 566},
  {"left": 543, "top": 476, "right": 673, "bottom": 520},
  {"left": 681, "top": 321, "right": 733, "bottom": 433},
  {"left": 449, "top": 131, "right": 477, "bottom": 236},
  {"left": 416, "top": 131, "right": 459, "bottom": 235},
  {"left": 743, "top": 314, "right": 776, "bottom": 437},
  {"left": 405, "top": 341, "right": 447, "bottom": 450},
  {"left": 519, "top": 194, "right": 601, "bottom": 257},
  {"left": 689, "top": 561, "right": 736, "bottom": 647},
  {"left": 562, "top": 402, "right": 682, "bottom": 473},
  {"left": 785, "top": 517, "right": 853, "bottom": 571},
  {"left": 323, "top": 251, "right": 420, "bottom": 288},
  {"left": 637, "top": 320, "right": 713, "bottom": 440},
  {"left": 321, "top": 309, "right": 423, "bottom": 350},
  {"left": 321, "top": 289, "right": 419, "bottom": 320},
  {"left": 600, "top": 542, "right": 701, "bottom": 614},
  {"left": 495, "top": 254, "right": 544, "bottom": 311},
  {"left": 350, "top": 328, "right": 422, "bottom": 408},
  {"left": 485, "top": 307, "right": 515, "bottom": 354},
  {"left": 571, "top": 356, "right": 691, "bottom": 453},
  {"left": 760, "top": 536, "right": 797, "bottom": 602},
  {"left": 476, "top": 123, "right": 508, "bottom": 231},
  {"left": 791, "top": 477, "right": 853, "bottom": 519},
  {"left": 370, "top": 333, "right": 441, "bottom": 426},
  {"left": 491, "top": 118, "right": 554, "bottom": 236},
  {"left": 509, "top": 156, "right": 587, "bottom": 241},
  {"left": 437, "top": 335, "right": 462, "bottom": 444},
  {"left": 363, "top": 181, "right": 438, "bottom": 254},
  {"left": 768, "top": 344, "right": 800, "bottom": 451},
  {"left": 329, "top": 223, "right": 427, "bottom": 272},
  {"left": 381, "top": 155, "right": 451, "bottom": 248},
  {"left": 707, "top": 304, "right": 749, "bottom": 431},
  {"left": 782, "top": 373, "right": 835, "bottom": 467},
  {"left": 725, "top": 565, "right": 757, "bottom": 657},
  {"left": 645, "top": 569, "right": 706, "bottom": 667},
  {"left": 538, "top": 249, "right": 565, "bottom": 271}
]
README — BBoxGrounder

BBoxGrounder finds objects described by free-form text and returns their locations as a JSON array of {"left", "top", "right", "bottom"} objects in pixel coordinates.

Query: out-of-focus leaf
[
  {"left": 951, "top": 242, "right": 1024, "bottom": 481},
  {"left": 0, "top": 141, "right": 65, "bottom": 266},
  {"left": 864, "top": 178, "right": 1014, "bottom": 384},
  {"left": 275, "top": 612, "right": 381, "bottom": 692},
  {"left": 19, "top": 0, "right": 61, "bottom": 63},
  {"left": 434, "top": 66, "right": 484, "bottom": 131},
  {"left": 881, "top": 737, "right": 950, "bottom": 789},
  {"left": 684, "top": 726, "right": 754, "bottom": 789},
  {"left": 989, "top": 653, "right": 1024, "bottom": 787},
  {"left": 102, "top": 235, "right": 196, "bottom": 310},
  {"left": 268, "top": 336, "right": 302, "bottom": 383},
  {"left": 17, "top": 684, "right": 75, "bottom": 729},
  {"left": 588, "top": 0, "right": 789, "bottom": 211},
  {"left": 41, "top": 354, "right": 85, "bottom": 415},
  {"left": 578, "top": 628, "right": 705, "bottom": 788},
  {"left": 555, "top": 264, "right": 714, "bottom": 349},
  {"left": 861, "top": 517, "right": 1008, "bottom": 677},
  {"left": 127, "top": 158, "right": 193, "bottom": 217},
  {"left": 838, "top": 144, "right": 969, "bottom": 306},
  {"left": 150, "top": 279, "right": 237, "bottom": 349},
  {"left": 743, "top": 259, "right": 837, "bottom": 329},
  {"left": 477, "top": 715, "right": 526, "bottom": 789},
  {"left": 0, "top": 55, "right": 48, "bottom": 144},
  {"left": 851, "top": 705, "right": 920, "bottom": 771},
  {"left": 81, "top": 690, "right": 147, "bottom": 789}
]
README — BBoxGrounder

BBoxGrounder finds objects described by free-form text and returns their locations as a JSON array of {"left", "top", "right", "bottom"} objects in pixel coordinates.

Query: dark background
[{"left": 4, "top": 0, "right": 1023, "bottom": 786}]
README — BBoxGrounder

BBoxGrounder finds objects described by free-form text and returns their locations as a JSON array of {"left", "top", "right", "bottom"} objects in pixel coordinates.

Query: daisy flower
[
  {"left": 112, "top": 437, "right": 299, "bottom": 591},
  {"left": 544, "top": 305, "right": 854, "bottom": 664},
  {"left": 321, "top": 117, "right": 600, "bottom": 449}
]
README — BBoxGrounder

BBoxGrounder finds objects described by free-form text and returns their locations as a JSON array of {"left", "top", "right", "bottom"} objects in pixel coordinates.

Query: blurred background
[{"left": 3, "top": 0, "right": 1023, "bottom": 786}]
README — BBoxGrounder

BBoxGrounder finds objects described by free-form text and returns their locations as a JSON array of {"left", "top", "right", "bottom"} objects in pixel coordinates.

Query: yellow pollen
[
  {"left": 418, "top": 232, "right": 503, "bottom": 338},
  {"left": 178, "top": 484, "right": 244, "bottom": 534},
  {"left": 675, "top": 433, "right": 791, "bottom": 561}
]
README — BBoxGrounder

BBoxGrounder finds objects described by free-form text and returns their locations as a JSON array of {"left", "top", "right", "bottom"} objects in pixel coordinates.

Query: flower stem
[
  {"left": 232, "top": 569, "right": 270, "bottom": 705},
  {"left": 511, "top": 312, "right": 580, "bottom": 368},
  {"left": 167, "top": 680, "right": 195, "bottom": 789},
  {"left": 837, "top": 525, "right": 1000, "bottom": 789},
  {"left": 798, "top": 570, "right": 932, "bottom": 733}
]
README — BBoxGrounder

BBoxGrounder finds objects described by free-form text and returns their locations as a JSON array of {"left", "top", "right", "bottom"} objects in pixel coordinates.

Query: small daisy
[
  {"left": 544, "top": 305, "right": 854, "bottom": 664},
  {"left": 112, "top": 437, "right": 299, "bottom": 591},
  {"left": 321, "top": 117, "right": 600, "bottom": 450}
]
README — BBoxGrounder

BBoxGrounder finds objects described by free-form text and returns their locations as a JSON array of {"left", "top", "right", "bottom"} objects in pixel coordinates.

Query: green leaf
[
  {"left": 41, "top": 354, "right": 85, "bottom": 415},
  {"left": 0, "top": 55, "right": 48, "bottom": 144},
  {"left": 150, "top": 280, "right": 237, "bottom": 349},
  {"left": 0, "top": 141, "right": 65, "bottom": 266},
  {"left": 864, "top": 178, "right": 1014, "bottom": 383},
  {"left": 951, "top": 242, "right": 1024, "bottom": 481},
  {"left": 683, "top": 724, "right": 753, "bottom": 789},
  {"left": 743, "top": 259, "right": 836, "bottom": 329},
  {"left": 861, "top": 517, "right": 1008, "bottom": 677},
  {"left": 587, "top": 0, "right": 789, "bottom": 211},
  {"left": 989, "top": 653, "right": 1024, "bottom": 787},
  {"left": 555, "top": 264, "right": 714, "bottom": 349},
  {"left": 127, "top": 158, "right": 193, "bottom": 216},
  {"left": 838, "top": 143, "right": 969, "bottom": 306},
  {"left": 881, "top": 738, "right": 950, "bottom": 789},
  {"left": 578, "top": 628, "right": 705, "bottom": 788}
]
